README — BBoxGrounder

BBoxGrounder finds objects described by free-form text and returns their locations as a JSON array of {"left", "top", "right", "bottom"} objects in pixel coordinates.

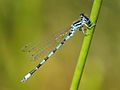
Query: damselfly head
[{"left": 80, "top": 13, "right": 91, "bottom": 27}]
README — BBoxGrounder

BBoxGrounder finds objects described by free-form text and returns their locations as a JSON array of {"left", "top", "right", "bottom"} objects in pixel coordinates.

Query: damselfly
[{"left": 21, "top": 13, "right": 95, "bottom": 82}]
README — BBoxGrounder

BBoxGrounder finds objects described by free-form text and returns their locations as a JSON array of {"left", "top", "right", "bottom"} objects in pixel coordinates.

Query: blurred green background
[{"left": 0, "top": 0, "right": 120, "bottom": 90}]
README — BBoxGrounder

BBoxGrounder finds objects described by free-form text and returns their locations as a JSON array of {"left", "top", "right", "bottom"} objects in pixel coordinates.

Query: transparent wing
[{"left": 21, "top": 27, "right": 70, "bottom": 63}]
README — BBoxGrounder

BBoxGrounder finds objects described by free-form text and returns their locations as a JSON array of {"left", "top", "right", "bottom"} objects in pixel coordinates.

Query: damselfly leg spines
[{"left": 21, "top": 13, "right": 95, "bottom": 82}]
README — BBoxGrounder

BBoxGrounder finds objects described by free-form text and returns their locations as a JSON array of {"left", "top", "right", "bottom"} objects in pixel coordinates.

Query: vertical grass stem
[{"left": 70, "top": 0, "right": 103, "bottom": 90}]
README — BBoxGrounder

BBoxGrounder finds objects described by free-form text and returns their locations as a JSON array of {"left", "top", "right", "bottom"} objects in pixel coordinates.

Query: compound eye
[
  {"left": 80, "top": 15, "right": 83, "bottom": 18},
  {"left": 80, "top": 13, "right": 84, "bottom": 17},
  {"left": 80, "top": 14, "right": 84, "bottom": 18}
]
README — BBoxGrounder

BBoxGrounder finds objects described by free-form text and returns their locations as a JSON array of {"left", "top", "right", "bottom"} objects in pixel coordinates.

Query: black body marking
[
  {"left": 30, "top": 68, "right": 37, "bottom": 75},
  {"left": 36, "top": 63, "right": 41, "bottom": 68},
  {"left": 73, "top": 20, "right": 80, "bottom": 26},
  {"left": 44, "top": 56, "right": 49, "bottom": 61},
  {"left": 53, "top": 48, "right": 57, "bottom": 53}
]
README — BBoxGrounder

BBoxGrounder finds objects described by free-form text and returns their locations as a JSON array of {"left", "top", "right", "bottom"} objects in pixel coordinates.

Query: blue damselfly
[{"left": 21, "top": 13, "right": 95, "bottom": 82}]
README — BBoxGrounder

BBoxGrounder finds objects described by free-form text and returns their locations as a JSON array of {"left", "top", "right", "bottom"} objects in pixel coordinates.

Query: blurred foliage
[{"left": 0, "top": 0, "right": 120, "bottom": 90}]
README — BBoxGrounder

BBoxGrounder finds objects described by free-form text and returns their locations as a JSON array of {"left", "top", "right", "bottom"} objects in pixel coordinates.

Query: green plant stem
[{"left": 70, "top": 0, "right": 103, "bottom": 90}]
